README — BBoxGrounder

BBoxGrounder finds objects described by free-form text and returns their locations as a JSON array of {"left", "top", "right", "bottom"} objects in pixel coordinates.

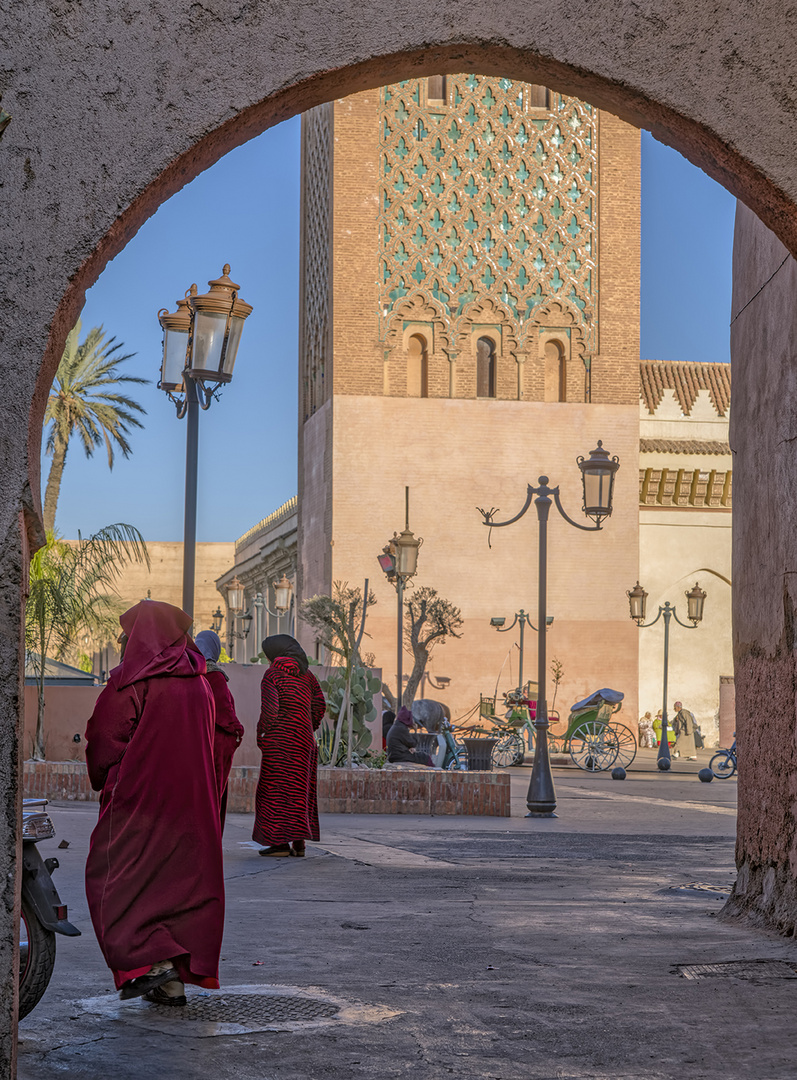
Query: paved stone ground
[{"left": 19, "top": 752, "right": 795, "bottom": 1080}]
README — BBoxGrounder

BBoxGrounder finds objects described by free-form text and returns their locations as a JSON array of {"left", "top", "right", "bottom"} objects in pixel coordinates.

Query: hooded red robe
[{"left": 84, "top": 600, "right": 224, "bottom": 990}]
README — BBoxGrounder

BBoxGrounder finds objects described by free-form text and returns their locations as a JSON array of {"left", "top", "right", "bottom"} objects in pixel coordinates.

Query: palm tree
[
  {"left": 25, "top": 524, "right": 150, "bottom": 760},
  {"left": 43, "top": 321, "right": 148, "bottom": 532}
]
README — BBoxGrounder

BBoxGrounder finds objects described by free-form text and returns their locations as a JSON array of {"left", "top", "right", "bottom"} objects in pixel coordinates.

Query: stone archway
[{"left": 4, "top": 2, "right": 797, "bottom": 1070}]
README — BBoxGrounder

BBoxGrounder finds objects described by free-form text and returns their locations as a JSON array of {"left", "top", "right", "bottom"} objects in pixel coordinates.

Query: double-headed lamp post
[
  {"left": 253, "top": 574, "right": 295, "bottom": 644},
  {"left": 377, "top": 487, "right": 422, "bottom": 710},
  {"left": 223, "top": 574, "right": 294, "bottom": 660},
  {"left": 157, "top": 265, "right": 253, "bottom": 619},
  {"left": 627, "top": 580, "right": 707, "bottom": 770},
  {"left": 490, "top": 611, "right": 554, "bottom": 696},
  {"left": 478, "top": 442, "right": 620, "bottom": 817}
]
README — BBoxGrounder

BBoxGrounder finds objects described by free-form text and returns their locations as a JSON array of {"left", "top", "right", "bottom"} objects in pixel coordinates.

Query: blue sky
[{"left": 50, "top": 121, "right": 736, "bottom": 542}]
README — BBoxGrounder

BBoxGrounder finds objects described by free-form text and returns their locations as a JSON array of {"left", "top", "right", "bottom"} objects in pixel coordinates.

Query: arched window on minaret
[
  {"left": 477, "top": 336, "right": 496, "bottom": 398},
  {"left": 544, "top": 339, "right": 567, "bottom": 402},
  {"left": 407, "top": 334, "right": 429, "bottom": 398},
  {"left": 427, "top": 76, "right": 447, "bottom": 103}
]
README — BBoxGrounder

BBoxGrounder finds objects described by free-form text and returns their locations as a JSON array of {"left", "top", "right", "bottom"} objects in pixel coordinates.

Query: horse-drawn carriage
[{"left": 487, "top": 688, "right": 637, "bottom": 772}]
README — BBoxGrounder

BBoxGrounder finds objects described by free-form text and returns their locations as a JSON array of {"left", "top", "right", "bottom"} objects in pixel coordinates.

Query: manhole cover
[
  {"left": 147, "top": 993, "right": 339, "bottom": 1023},
  {"left": 668, "top": 882, "right": 733, "bottom": 896},
  {"left": 77, "top": 984, "right": 400, "bottom": 1037},
  {"left": 676, "top": 960, "right": 797, "bottom": 980}
]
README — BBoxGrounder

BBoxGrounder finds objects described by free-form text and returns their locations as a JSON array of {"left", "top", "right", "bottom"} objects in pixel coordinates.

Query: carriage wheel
[
  {"left": 569, "top": 720, "right": 619, "bottom": 772},
  {"left": 609, "top": 723, "right": 637, "bottom": 769},
  {"left": 492, "top": 732, "right": 524, "bottom": 768}
]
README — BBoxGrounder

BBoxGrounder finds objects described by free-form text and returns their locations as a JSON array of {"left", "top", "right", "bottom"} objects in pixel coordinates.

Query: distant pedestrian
[
  {"left": 382, "top": 708, "right": 396, "bottom": 749},
  {"left": 672, "top": 700, "right": 698, "bottom": 759},
  {"left": 254, "top": 635, "right": 326, "bottom": 857},
  {"left": 638, "top": 711, "right": 656, "bottom": 748},
  {"left": 84, "top": 600, "right": 224, "bottom": 1007},
  {"left": 195, "top": 630, "right": 245, "bottom": 830},
  {"left": 386, "top": 706, "right": 434, "bottom": 766}
]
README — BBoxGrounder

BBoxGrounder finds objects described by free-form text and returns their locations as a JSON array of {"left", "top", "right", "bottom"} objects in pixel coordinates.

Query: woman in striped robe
[{"left": 254, "top": 635, "right": 326, "bottom": 857}]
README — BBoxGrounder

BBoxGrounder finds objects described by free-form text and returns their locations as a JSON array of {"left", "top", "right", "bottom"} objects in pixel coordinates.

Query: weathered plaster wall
[
  {"left": 725, "top": 203, "right": 797, "bottom": 933},
  {"left": 3, "top": 0, "right": 797, "bottom": 1069},
  {"left": 328, "top": 396, "right": 640, "bottom": 724}
]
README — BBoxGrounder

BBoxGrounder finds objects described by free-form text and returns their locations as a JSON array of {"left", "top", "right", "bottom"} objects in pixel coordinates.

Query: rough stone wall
[
  {"left": 594, "top": 112, "right": 640, "bottom": 405},
  {"left": 724, "top": 203, "right": 797, "bottom": 934},
  {"left": 4, "top": 1, "right": 797, "bottom": 1071}
]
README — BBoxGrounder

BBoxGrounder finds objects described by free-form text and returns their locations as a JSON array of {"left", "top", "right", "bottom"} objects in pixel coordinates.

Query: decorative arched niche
[
  {"left": 533, "top": 301, "right": 587, "bottom": 403},
  {"left": 406, "top": 331, "right": 429, "bottom": 398},
  {"left": 382, "top": 294, "right": 448, "bottom": 397}
]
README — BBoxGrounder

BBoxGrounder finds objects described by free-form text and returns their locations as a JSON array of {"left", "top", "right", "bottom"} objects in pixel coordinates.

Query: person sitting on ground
[{"left": 386, "top": 706, "right": 434, "bottom": 766}]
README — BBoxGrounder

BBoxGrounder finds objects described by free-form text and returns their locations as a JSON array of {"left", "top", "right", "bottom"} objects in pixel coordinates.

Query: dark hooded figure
[
  {"left": 84, "top": 600, "right": 224, "bottom": 1007},
  {"left": 386, "top": 706, "right": 434, "bottom": 766},
  {"left": 195, "top": 630, "right": 245, "bottom": 830},
  {"left": 254, "top": 634, "right": 326, "bottom": 857}
]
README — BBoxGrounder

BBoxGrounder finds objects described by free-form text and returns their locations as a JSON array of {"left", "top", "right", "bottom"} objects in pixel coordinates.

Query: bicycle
[{"left": 710, "top": 738, "right": 737, "bottom": 779}]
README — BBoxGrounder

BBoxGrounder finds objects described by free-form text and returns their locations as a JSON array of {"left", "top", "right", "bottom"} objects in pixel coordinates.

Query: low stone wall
[
  {"left": 23, "top": 761, "right": 511, "bottom": 817},
  {"left": 317, "top": 767, "right": 510, "bottom": 816}
]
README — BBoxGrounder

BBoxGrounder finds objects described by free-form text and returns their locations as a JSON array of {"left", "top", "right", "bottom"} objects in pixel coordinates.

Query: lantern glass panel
[
  {"left": 275, "top": 579, "right": 293, "bottom": 612},
  {"left": 191, "top": 310, "right": 228, "bottom": 380},
  {"left": 221, "top": 315, "right": 245, "bottom": 379},
  {"left": 686, "top": 585, "right": 706, "bottom": 623},
  {"left": 583, "top": 467, "right": 613, "bottom": 515},
  {"left": 628, "top": 583, "right": 647, "bottom": 622},
  {"left": 161, "top": 328, "right": 188, "bottom": 391},
  {"left": 227, "top": 582, "right": 244, "bottom": 614},
  {"left": 396, "top": 539, "right": 419, "bottom": 577}
]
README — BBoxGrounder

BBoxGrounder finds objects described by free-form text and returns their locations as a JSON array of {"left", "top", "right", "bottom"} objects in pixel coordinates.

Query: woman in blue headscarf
[{"left": 195, "top": 630, "right": 244, "bottom": 829}]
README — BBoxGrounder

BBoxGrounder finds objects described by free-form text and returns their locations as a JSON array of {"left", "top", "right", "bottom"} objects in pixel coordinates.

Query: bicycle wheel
[
  {"left": 710, "top": 751, "right": 737, "bottom": 779},
  {"left": 609, "top": 723, "right": 637, "bottom": 769},
  {"left": 569, "top": 720, "right": 619, "bottom": 772},
  {"left": 492, "top": 732, "right": 524, "bottom": 768}
]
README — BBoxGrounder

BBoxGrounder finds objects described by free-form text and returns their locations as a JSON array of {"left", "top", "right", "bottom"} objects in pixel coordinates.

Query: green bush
[{"left": 319, "top": 666, "right": 381, "bottom": 760}]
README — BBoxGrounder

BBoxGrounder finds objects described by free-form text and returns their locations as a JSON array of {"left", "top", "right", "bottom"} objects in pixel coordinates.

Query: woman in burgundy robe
[
  {"left": 195, "top": 630, "right": 244, "bottom": 830},
  {"left": 254, "top": 635, "right": 326, "bottom": 856},
  {"left": 84, "top": 600, "right": 224, "bottom": 1005}
]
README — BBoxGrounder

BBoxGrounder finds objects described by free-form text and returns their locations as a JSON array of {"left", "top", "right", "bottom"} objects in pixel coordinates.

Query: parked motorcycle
[{"left": 20, "top": 799, "right": 80, "bottom": 1019}]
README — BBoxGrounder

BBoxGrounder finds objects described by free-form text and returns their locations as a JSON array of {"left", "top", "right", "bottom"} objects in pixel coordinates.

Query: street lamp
[
  {"left": 252, "top": 576, "right": 295, "bottom": 645},
  {"left": 377, "top": 486, "right": 422, "bottom": 709},
  {"left": 628, "top": 580, "right": 707, "bottom": 770},
  {"left": 211, "top": 607, "right": 224, "bottom": 634},
  {"left": 478, "top": 442, "right": 619, "bottom": 817},
  {"left": 157, "top": 265, "right": 253, "bottom": 618},
  {"left": 491, "top": 610, "right": 554, "bottom": 696}
]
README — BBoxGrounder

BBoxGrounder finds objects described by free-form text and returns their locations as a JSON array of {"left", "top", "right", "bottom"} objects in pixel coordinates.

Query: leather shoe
[
  {"left": 120, "top": 966, "right": 179, "bottom": 1000},
  {"left": 259, "top": 844, "right": 291, "bottom": 857}
]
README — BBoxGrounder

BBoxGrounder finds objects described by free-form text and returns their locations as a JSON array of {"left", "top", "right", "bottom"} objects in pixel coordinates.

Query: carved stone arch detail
[
  {"left": 452, "top": 297, "right": 519, "bottom": 399},
  {"left": 383, "top": 293, "right": 449, "bottom": 397},
  {"left": 529, "top": 299, "right": 587, "bottom": 403}
]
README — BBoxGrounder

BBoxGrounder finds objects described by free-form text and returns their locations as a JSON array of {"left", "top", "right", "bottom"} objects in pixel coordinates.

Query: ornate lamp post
[
  {"left": 490, "top": 611, "right": 554, "bottom": 696},
  {"left": 628, "top": 580, "right": 707, "bottom": 770},
  {"left": 479, "top": 441, "right": 619, "bottom": 817},
  {"left": 157, "top": 265, "right": 253, "bottom": 619},
  {"left": 253, "top": 575, "right": 295, "bottom": 645},
  {"left": 377, "top": 487, "right": 422, "bottom": 709}
]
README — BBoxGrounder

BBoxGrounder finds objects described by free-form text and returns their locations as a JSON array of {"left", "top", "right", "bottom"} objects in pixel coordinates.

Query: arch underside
[{"left": 0, "top": 4, "right": 796, "bottom": 1062}]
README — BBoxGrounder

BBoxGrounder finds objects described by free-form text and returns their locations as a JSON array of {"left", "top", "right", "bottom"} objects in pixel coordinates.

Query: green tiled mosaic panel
[{"left": 378, "top": 76, "right": 597, "bottom": 348}]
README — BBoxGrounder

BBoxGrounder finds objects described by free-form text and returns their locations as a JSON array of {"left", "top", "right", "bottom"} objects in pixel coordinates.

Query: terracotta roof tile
[
  {"left": 639, "top": 360, "right": 731, "bottom": 416},
  {"left": 640, "top": 438, "right": 731, "bottom": 455}
]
